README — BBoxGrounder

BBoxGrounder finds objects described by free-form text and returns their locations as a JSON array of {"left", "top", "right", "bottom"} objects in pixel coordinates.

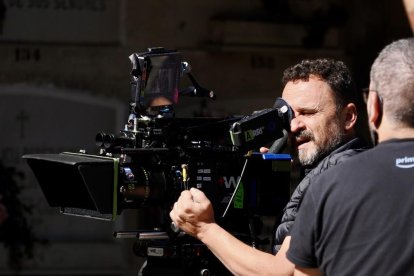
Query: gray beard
[{"left": 297, "top": 131, "right": 345, "bottom": 167}]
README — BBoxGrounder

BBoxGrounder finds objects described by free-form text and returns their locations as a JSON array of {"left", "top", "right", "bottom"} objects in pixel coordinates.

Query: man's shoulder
[
  {"left": 308, "top": 144, "right": 374, "bottom": 195},
  {"left": 308, "top": 138, "right": 367, "bottom": 178},
  {"left": 291, "top": 139, "right": 366, "bottom": 204},
  {"left": 318, "top": 146, "right": 365, "bottom": 172},
  {"left": 320, "top": 138, "right": 414, "bottom": 174}
]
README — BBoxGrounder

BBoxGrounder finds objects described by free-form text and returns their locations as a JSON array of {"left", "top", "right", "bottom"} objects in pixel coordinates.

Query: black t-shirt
[{"left": 287, "top": 139, "right": 414, "bottom": 276}]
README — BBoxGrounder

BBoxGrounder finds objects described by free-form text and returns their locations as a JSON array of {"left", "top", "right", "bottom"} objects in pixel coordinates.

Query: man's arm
[{"left": 170, "top": 188, "right": 294, "bottom": 276}]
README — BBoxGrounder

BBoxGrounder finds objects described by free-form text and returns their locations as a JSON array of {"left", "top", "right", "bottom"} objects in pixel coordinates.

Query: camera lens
[
  {"left": 103, "top": 134, "right": 116, "bottom": 149},
  {"left": 95, "top": 132, "right": 106, "bottom": 148}
]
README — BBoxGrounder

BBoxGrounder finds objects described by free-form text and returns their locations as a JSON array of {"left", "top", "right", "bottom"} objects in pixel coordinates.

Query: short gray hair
[{"left": 370, "top": 38, "right": 414, "bottom": 127}]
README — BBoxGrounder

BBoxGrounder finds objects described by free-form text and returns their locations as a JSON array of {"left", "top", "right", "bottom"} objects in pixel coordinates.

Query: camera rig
[{"left": 23, "top": 47, "right": 293, "bottom": 275}]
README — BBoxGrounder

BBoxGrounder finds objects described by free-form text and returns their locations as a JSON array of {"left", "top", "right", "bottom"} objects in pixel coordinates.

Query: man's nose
[{"left": 290, "top": 116, "right": 305, "bottom": 133}]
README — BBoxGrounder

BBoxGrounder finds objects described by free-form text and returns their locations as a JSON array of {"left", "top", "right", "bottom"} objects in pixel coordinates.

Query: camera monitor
[{"left": 129, "top": 48, "right": 182, "bottom": 111}]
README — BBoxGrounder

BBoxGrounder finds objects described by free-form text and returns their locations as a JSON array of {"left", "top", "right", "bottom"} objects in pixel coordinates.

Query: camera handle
[
  {"left": 180, "top": 61, "right": 216, "bottom": 100},
  {"left": 268, "top": 129, "right": 289, "bottom": 153}
]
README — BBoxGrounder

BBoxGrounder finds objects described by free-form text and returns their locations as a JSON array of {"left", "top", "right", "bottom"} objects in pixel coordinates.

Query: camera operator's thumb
[
  {"left": 186, "top": 188, "right": 216, "bottom": 238},
  {"left": 189, "top": 187, "right": 208, "bottom": 203},
  {"left": 260, "top": 147, "right": 269, "bottom": 153},
  {"left": 189, "top": 188, "right": 215, "bottom": 222}
]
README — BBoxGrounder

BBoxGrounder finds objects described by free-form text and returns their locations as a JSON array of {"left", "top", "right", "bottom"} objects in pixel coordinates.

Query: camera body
[{"left": 23, "top": 48, "right": 292, "bottom": 275}]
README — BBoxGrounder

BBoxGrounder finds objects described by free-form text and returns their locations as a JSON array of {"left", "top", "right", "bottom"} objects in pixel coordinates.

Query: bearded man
[{"left": 170, "top": 58, "right": 367, "bottom": 275}]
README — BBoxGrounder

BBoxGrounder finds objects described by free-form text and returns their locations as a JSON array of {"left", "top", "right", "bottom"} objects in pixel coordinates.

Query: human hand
[
  {"left": 260, "top": 147, "right": 269, "bottom": 153},
  {"left": 169, "top": 188, "right": 215, "bottom": 239}
]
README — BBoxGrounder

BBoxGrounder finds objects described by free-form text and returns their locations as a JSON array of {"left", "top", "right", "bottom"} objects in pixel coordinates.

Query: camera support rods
[
  {"left": 113, "top": 230, "right": 169, "bottom": 240},
  {"left": 181, "top": 61, "right": 216, "bottom": 100}
]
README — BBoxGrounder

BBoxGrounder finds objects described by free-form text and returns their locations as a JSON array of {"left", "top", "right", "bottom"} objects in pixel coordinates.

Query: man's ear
[
  {"left": 367, "top": 92, "right": 382, "bottom": 129},
  {"left": 342, "top": 103, "right": 358, "bottom": 131}
]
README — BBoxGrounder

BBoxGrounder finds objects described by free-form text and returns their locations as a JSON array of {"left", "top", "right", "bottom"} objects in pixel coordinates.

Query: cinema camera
[{"left": 23, "top": 47, "right": 293, "bottom": 275}]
